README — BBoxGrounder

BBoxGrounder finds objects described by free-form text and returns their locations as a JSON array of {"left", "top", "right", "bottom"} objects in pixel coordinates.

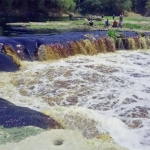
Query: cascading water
[
  {"left": 0, "top": 30, "right": 150, "bottom": 150},
  {"left": 0, "top": 30, "right": 150, "bottom": 64}
]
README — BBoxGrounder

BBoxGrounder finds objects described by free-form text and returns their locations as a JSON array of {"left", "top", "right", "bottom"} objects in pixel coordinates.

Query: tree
[
  {"left": 131, "top": 0, "right": 147, "bottom": 14},
  {"left": 145, "top": 0, "right": 150, "bottom": 16},
  {"left": 80, "top": 0, "right": 102, "bottom": 14},
  {"left": 0, "top": 0, "right": 149, "bottom": 18},
  {"left": 0, "top": 0, "right": 75, "bottom": 16},
  {"left": 103, "top": 0, "right": 132, "bottom": 15},
  {"left": 79, "top": 0, "right": 132, "bottom": 15},
  {"left": 57, "top": 0, "right": 76, "bottom": 11}
]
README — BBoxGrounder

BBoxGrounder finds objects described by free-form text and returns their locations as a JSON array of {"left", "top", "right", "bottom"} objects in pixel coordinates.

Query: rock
[
  {"left": 0, "top": 126, "right": 44, "bottom": 145},
  {"left": 0, "top": 129, "right": 129, "bottom": 150},
  {"left": 0, "top": 53, "right": 19, "bottom": 72},
  {"left": 0, "top": 97, "right": 61, "bottom": 129},
  {"left": 97, "top": 134, "right": 112, "bottom": 142}
]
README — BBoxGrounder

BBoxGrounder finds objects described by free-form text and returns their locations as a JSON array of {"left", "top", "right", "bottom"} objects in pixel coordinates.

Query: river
[{"left": 0, "top": 50, "right": 150, "bottom": 150}]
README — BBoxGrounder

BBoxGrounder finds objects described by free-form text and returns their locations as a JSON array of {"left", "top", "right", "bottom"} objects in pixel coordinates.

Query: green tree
[
  {"left": 103, "top": 0, "right": 132, "bottom": 14},
  {"left": 0, "top": 0, "right": 149, "bottom": 18},
  {"left": 57, "top": 0, "right": 76, "bottom": 11},
  {"left": 131, "top": 0, "right": 147, "bottom": 14},
  {"left": 80, "top": 0, "right": 102, "bottom": 14},
  {"left": 2, "top": 0, "right": 13, "bottom": 14},
  {"left": 0, "top": 0, "right": 75, "bottom": 16},
  {"left": 145, "top": 0, "right": 150, "bottom": 16},
  {"left": 79, "top": 0, "right": 132, "bottom": 15}
]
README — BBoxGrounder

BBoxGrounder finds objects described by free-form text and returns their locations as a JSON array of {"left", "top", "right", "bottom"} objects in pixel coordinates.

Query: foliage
[
  {"left": 103, "top": 0, "right": 132, "bottom": 14},
  {"left": 131, "top": 0, "right": 147, "bottom": 14},
  {"left": 78, "top": 0, "right": 133, "bottom": 15},
  {"left": 80, "top": 0, "right": 103, "bottom": 14},
  {"left": 0, "top": 0, "right": 149, "bottom": 19},
  {"left": 58, "top": 0, "right": 76, "bottom": 11},
  {"left": 107, "top": 30, "right": 117, "bottom": 40},
  {"left": 0, "top": 0, "right": 76, "bottom": 17},
  {"left": 77, "top": 0, "right": 149, "bottom": 15},
  {"left": 145, "top": 0, "right": 150, "bottom": 16}
]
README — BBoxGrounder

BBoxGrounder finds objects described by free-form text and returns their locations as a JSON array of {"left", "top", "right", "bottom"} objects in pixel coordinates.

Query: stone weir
[{"left": 0, "top": 30, "right": 150, "bottom": 72}]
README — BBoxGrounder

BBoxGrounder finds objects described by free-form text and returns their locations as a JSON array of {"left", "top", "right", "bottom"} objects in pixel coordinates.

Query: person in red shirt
[{"left": 112, "top": 20, "right": 118, "bottom": 27}]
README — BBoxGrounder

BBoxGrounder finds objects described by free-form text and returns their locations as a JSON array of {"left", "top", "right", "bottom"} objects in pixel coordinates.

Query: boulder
[
  {"left": 0, "top": 97, "right": 60, "bottom": 129},
  {"left": 0, "top": 53, "right": 19, "bottom": 72}
]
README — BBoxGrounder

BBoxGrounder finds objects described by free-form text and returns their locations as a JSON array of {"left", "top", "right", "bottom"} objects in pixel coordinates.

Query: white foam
[{"left": 0, "top": 50, "right": 150, "bottom": 150}]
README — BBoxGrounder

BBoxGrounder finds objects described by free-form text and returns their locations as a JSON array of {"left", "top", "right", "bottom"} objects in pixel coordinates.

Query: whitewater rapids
[{"left": 0, "top": 50, "right": 150, "bottom": 150}]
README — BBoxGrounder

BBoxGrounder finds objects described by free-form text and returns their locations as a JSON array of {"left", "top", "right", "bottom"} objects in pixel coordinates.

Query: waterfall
[
  {"left": 3, "top": 45, "right": 21, "bottom": 67},
  {"left": 37, "top": 36, "right": 149, "bottom": 61},
  {"left": 0, "top": 31, "right": 150, "bottom": 66}
]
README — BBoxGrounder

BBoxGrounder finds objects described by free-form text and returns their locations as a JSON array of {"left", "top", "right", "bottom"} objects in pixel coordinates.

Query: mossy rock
[
  {"left": 97, "top": 133, "right": 112, "bottom": 142},
  {"left": 0, "top": 126, "right": 44, "bottom": 145}
]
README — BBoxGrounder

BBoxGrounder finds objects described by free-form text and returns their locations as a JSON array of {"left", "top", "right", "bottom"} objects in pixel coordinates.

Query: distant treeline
[
  {"left": 0, "top": 0, "right": 150, "bottom": 18},
  {"left": 0, "top": 0, "right": 75, "bottom": 17},
  {"left": 76, "top": 0, "right": 150, "bottom": 16}
]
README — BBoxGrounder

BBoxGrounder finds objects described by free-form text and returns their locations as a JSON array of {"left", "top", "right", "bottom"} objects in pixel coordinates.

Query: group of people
[
  {"left": 105, "top": 14, "right": 124, "bottom": 28},
  {"left": 88, "top": 14, "right": 124, "bottom": 28}
]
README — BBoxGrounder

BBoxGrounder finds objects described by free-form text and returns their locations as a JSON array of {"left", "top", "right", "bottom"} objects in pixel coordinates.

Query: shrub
[{"left": 107, "top": 30, "right": 117, "bottom": 39}]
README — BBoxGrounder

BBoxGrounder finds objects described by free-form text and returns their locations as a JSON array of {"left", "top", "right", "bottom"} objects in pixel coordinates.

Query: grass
[
  {"left": 123, "top": 23, "right": 142, "bottom": 29},
  {"left": 125, "top": 17, "right": 150, "bottom": 22},
  {"left": 29, "top": 25, "right": 66, "bottom": 29},
  {"left": 104, "top": 15, "right": 150, "bottom": 22},
  {"left": 24, "top": 15, "right": 150, "bottom": 31},
  {"left": 146, "top": 26, "right": 150, "bottom": 30}
]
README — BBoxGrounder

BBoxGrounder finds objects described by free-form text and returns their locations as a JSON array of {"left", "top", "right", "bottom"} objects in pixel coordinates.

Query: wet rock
[
  {"left": 0, "top": 53, "right": 19, "bottom": 72},
  {"left": 0, "top": 97, "right": 60, "bottom": 129}
]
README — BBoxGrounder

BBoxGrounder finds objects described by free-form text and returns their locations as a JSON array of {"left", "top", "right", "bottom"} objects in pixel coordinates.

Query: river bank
[{"left": 5, "top": 15, "right": 150, "bottom": 33}]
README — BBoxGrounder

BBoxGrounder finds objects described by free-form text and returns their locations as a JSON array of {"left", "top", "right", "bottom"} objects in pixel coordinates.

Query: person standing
[
  {"left": 89, "top": 20, "right": 94, "bottom": 26},
  {"left": 105, "top": 19, "right": 109, "bottom": 27},
  {"left": 113, "top": 14, "right": 115, "bottom": 20},
  {"left": 118, "top": 14, "right": 124, "bottom": 28},
  {"left": 69, "top": 13, "right": 73, "bottom": 20},
  {"left": 119, "top": 14, "right": 124, "bottom": 22}
]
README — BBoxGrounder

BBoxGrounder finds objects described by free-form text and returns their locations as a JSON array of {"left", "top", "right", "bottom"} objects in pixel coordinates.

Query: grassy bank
[
  {"left": 28, "top": 16, "right": 150, "bottom": 31},
  {"left": 7, "top": 16, "right": 150, "bottom": 32}
]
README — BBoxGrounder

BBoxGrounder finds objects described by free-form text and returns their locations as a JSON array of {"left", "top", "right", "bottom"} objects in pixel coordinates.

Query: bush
[{"left": 107, "top": 30, "right": 117, "bottom": 39}]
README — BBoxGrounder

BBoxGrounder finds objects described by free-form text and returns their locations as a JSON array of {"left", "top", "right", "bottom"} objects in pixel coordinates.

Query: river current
[{"left": 0, "top": 50, "right": 150, "bottom": 150}]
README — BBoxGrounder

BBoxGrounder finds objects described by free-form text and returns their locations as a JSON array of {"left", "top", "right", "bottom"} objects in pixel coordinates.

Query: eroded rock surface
[{"left": 0, "top": 97, "right": 60, "bottom": 129}]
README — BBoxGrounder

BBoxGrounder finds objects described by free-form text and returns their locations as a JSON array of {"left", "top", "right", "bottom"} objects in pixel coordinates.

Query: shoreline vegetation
[{"left": 6, "top": 14, "right": 150, "bottom": 33}]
